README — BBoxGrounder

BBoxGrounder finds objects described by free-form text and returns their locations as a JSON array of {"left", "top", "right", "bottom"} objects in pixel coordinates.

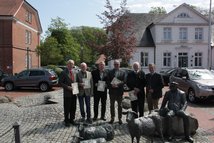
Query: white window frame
[
  {"left": 194, "top": 52, "right": 202, "bottom": 67},
  {"left": 163, "top": 52, "right": 171, "bottom": 67},
  {"left": 179, "top": 27, "right": 188, "bottom": 40},
  {"left": 163, "top": 27, "right": 172, "bottom": 41},
  {"left": 195, "top": 28, "right": 203, "bottom": 40},
  {"left": 25, "top": 30, "right": 32, "bottom": 44},
  {"left": 141, "top": 52, "right": 148, "bottom": 67},
  {"left": 25, "top": 10, "right": 32, "bottom": 23}
]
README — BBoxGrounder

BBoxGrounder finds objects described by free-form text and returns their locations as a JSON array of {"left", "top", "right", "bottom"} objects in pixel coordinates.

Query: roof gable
[
  {"left": 156, "top": 3, "right": 209, "bottom": 24},
  {"left": 0, "top": 0, "right": 23, "bottom": 15}
]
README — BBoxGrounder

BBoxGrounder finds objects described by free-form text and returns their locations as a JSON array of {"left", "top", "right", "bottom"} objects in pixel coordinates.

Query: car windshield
[{"left": 188, "top": 69, "right": 214, "bottom": 80}]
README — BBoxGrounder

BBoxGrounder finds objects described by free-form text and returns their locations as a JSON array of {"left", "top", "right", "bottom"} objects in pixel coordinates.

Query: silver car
[
  {"left": 1, "top": 68, "right": 58, "bottom": 92},
  {"left": 170, "top": 68, "right": 214, "bottom": 103}
]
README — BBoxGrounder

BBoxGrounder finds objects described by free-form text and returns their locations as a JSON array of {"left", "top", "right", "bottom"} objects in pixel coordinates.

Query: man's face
[
  {"left": 67, "top": 62, "right": 74, "bottom": 70},
  {"left": 114, "top": 62, "right": 120, "bottom": 70},
  {"left": 149, "top": 65, "right": 155, "bottom": 73},
  {"left": 133, "top": 64, "right": 139, "bottom": 71},
  {"left": 170, "top": 84, "right": 177, "bottom": 92},
  {"left": 99, "top": 62, "right": 105, "bottom": 71},
  {"left": 81, "top": 64, "right": 87, "bottom": 72}
]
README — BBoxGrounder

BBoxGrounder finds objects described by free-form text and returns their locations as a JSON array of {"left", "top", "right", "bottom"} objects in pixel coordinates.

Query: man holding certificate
[
  {"left": 127, "top": 62, "right": 146, "bottom": 117},
  {"left": 77, "top": 62, "right": 93, "bottom": 124},
  {"left": 59, "top": 60, "right": 77, "bottom": 127},
  {"left": 107, "top": 60, "right": 125, "bottom": 124},
  {"left": 92, "top": 61, "right": 108, "bottom": 121}
]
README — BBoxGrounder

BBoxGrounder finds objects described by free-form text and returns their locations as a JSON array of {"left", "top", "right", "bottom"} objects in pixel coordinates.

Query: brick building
[{"left": 0, "top": 0, "right": 42, "bottom": 74}]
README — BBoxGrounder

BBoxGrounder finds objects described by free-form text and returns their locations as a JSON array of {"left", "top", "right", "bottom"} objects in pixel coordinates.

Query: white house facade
[{"left": 129, "top": 3, "right": 213, "bottom": 73}]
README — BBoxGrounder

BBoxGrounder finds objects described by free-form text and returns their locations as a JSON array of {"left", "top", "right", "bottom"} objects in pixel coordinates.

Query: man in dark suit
[
  {"left": 146, "top": 63, "right": 164, "bottom": 114},
  {"left": 59, "top": 59, "right": 77, "bottom": 127},
  {"left": 127, "top": 62, "right": 146, "bottom": 117},
  {"left": 92, "top": 61, "right": 108, "bottom": 121},
  {"left": 107, "top": 60, "right": 125, "bottom": 124}
]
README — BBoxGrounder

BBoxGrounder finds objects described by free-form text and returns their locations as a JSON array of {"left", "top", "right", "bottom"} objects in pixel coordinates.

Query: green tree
[
  {"left": 37, "top": 37, "right": 63, "bottom": 65},
  {"left": 97, "top": 0, "right": 136, "bottom": 64},
  {"left": 70, "top": 26, "right": 107, "bottom": 65},
  {"left": 149, "top": 7, "right": 167, "bottom": 14}
]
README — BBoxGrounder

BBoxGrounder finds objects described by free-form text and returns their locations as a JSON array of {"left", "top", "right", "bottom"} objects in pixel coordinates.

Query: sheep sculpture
[
  {"left": 124, "top": 111, "right": 164, "bottom": 143},
  {"left": 78, "top": 123, "right": 114, "bottom": 142}
]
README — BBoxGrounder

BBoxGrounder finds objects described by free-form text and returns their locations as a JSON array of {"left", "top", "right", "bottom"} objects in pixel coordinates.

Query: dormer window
[{"left": 177, "top": 12, "right": 190, "bottom": 18}]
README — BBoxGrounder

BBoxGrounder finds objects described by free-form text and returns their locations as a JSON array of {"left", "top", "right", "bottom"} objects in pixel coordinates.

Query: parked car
[
  {"left": 1, "top": 68, "right": 58, "bottom": 92},
  {"left": 160, "top": 68, "right": 177, "bottom": 86},
  {"left": 169, "top": 68, "right": 214, "bottom": 103},
  {"left": 0, "top": 69, "right": 8, "bottom": 83}
]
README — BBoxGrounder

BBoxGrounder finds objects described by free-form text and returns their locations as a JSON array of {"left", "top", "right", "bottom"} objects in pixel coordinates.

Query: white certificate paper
[
  {"left": 82, "top": 78, "right": 91, "bottom": 89},
  {"left": 111, "top": 77, "right": 122, "bottom": 85},
  {"left": 71, "top": 82, "right": 79, "bottom": 94},
  {"left": 129, "top": 90, "right": 138, "bottom": 101},
  {"left": 97, "top": 80, "right": 106, "bottom": 92}
]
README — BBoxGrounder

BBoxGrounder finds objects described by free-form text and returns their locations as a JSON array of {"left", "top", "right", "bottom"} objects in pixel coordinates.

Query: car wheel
[
  {"left": 188, "top": 88, "right": 197, "bottom": 103},
  {"left": 39, "top": 82, "right": 49, "bottom": 92},
  {"left": 5, "top": 82, "right": 14, "bottom": 91}
]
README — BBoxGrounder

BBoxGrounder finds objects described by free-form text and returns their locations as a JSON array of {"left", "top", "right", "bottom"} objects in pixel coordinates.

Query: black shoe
[
  {"left": 185, "top": 136, "right": 194, "bottom": 143},
  {"left": 101, "top": 117, "right": 106, "bottom": 121},
  {"left": 109, "top": 119, "right": 114, "bottom": 124},
  {"left": 69, "top": 120, "right": 76, "bottom": 125},
  {"left": 167, "top": 136, "right": 173, "bottom": 141},
  {"left": 119, "top": 119, "right": 123, "bottom": 125},
  {"left": 86, "top": 118, "right": 92, "bottom": 124},
  {"left": 93, "top": 117, "right": 97, "bottom": 121},
  {"left": 64, "top": 122, "right": 70, "bottom": 127}
]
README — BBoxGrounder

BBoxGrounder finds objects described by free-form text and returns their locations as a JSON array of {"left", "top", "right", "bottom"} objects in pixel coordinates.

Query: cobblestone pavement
[{"left": 0, "top": 88, "right": 213, "bottom": 143}]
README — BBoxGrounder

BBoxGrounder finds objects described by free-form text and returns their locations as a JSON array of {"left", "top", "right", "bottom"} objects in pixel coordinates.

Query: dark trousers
[
  {"left": 109, "top": 94, "right": 123, "bottom": 120},
  {"left": 131, "top": 93, "right": 145, "bottom": 117},
  {"left": 63, "top": 95, "right": 76, "bottom": 123},
  {"left": 161, "top": 108, "right": 190, "bottom": 137},
  {"left": 146, "top": 93, "right": 159, "bottom": 111},
  {"left": 93, "top": 92, "right": 107, "bottom": 119},
  {"left": 78, "top": 94, "right": 91, "bottom": 119}
]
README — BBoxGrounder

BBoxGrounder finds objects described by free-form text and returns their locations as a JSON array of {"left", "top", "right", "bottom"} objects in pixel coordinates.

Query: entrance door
[{"left": 178, "top": 52, "right": 188, "bottom": 67}]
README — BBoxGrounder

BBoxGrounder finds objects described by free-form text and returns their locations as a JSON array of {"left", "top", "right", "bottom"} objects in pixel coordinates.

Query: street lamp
[{"left": 208, "top": 0, "right": 212, "bottom": 69}]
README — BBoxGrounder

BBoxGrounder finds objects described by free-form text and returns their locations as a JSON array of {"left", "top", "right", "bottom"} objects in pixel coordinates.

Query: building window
[
  {"left": 163, "top": 27, "right": 172, "bottom": 40},
  {"left": 141, "top": 52, "right": 148, "bottom": 67},
  {"left": 25, "top": 10, "right": 32, "bottom": 23},
  {"left": 25, "top": 30, "right": 32, "bottom": 44},
  {"left": 177, "top": 13, "right": 190, "bottom": 18},
  {"left": 163, "top": 52, "right": 171, "bottom": 67},
  {"left": 179, "top": 28, "right": 187, "bottom": 40},
  {"left": 194, "top": 52, "right": 202, "bottom": 67},
  {"left": 195, "top": 28, "right": 203, "bottom": 40}
]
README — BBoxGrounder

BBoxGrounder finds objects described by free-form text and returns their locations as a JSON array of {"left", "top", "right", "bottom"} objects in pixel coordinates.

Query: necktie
[{"left": 70, "top": 71, "right": 74, "bottom": 81}]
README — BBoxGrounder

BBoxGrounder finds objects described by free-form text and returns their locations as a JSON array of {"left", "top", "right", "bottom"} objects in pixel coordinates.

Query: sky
[{"left": 26, "top": 0, "right": 214, "bottom": 36}]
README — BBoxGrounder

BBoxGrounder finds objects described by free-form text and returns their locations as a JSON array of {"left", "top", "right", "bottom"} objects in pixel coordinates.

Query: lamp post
[{"left": 208, "top": 0, "right": 212, "bottom": 69}]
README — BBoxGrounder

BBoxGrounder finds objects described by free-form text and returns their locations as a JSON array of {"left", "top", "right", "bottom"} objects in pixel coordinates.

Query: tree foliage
[
  {"left": 97, "top": 0, "right": 136, "bottom": 63},
  {"left": 70, "top": 26, "right": 107, "bottom": 65},
  {"left": 149, "top": 7, "right": 167, "bottom": 14}
]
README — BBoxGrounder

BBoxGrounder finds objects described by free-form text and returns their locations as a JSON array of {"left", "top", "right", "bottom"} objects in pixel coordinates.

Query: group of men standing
[{"left": 59, "top": 59, "right": 193, "bottom": 142}]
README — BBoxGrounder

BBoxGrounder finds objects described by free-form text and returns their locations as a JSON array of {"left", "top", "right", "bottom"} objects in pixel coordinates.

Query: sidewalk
[{"left": 0, "top": 87, "right": 212, "bottom": 143}]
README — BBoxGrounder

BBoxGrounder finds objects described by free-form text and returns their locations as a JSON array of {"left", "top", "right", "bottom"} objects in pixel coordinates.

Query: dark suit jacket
[
  {"left": 92, "top": 69, "right": 108, "bottom": 95},
  {"left": 59, "top": 68, "right": 77, "bottom": 97},
  {"left": 127, "top": 70, "right": 146, "bottom": 95},
  {"left": 146, "top": 72, "right": 164, "bottom": 99},
  {"left": 107, "top": 69, "right": 125, "bottom": 96}
]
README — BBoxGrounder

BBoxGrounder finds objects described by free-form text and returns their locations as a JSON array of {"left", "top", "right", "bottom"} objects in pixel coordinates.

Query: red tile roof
[{"left": 0, "top": 0, "right": 24, "bottom": 15}]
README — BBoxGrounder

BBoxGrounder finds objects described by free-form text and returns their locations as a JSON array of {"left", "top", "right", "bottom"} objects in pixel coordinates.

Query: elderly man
[
  {"left": 59, "top": 59, "right": 77, "bottom": 127},
  {"left": 127, "top": 62, "right": 146, "bottom": 117},
  {"left": 146, "top": 63, "right": 164, "bottom": 114},
  {"left": 92, "top": 61, "right": 108, "bottom": 121},
  {"left": 107, "top": 60, "right": 125, "bottom": 124},
  {"left": 77, "top": 62, "right": 93, "bottom": 124},
  {"left": 160, "top": 82, "right": 193, "bottom": 143}
]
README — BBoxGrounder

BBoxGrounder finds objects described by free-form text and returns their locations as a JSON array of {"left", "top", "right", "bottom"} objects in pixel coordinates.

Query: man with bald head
[
  {"left": 127, "top": 62, "right": 146, "bottom": 117},
  {"left": 77, "top": 62, "right": 93, "bottom": 124}
]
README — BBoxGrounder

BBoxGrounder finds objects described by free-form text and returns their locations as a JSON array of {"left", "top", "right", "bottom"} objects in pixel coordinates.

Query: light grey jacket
[{"left": 77, "top": 71, "right": 93, "bottom": 96}]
